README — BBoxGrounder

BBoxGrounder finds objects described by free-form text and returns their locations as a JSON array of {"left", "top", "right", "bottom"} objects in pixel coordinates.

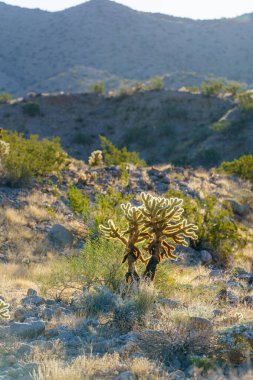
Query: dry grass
[{"left": 30, "top": 350, "right": 162, "bottom": 380}]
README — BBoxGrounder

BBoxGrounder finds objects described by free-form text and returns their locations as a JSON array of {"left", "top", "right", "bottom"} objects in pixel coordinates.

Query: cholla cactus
[
  {"left": 0, "top": 299, "right": 10, "bottom": 319},
  {"left": 100, "top": 204, "right": 149, "bottom": 283},
  {"left": 140, "top": 193, "right": 198, "bottom": 280},
  {"left": 100, "top": 192, "right": 198, "bottom": 283},
  {"left": 88, "top": 150, "right": 103, "bottom": 167}
]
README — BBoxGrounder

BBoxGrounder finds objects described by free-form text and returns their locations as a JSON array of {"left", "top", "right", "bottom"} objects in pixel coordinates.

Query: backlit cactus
[
  {"left": 88, "top": 150, "right": 103, "bottom": 167},
  {"left": 100, "top": 192, "right": 198, "bottom": 282},
  {"left": 0, "top": 299, "right": 10, "bottom": 319}
]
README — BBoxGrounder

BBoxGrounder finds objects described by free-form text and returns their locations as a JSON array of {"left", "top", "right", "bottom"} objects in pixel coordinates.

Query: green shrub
[
  {"left": 68, "top": 184, "right": 91, "bottom": 221},
  {"left": 210, "top": 120, "right": 230, "bottom": 133},
  {"left": 84, "top": 287, "right": 118, "bottom": 316},
  {"left": 67, "top": 185, "right": 132, "bottom": 235},
  {"left": 89, "top": 81, "right": 105, "bottom": 95},
  {"left": 100, "top": 136, "right": 146, "bottom": 167},
  {"left": 22, "top": 102, "right": 41, "bottom": 116},
  {"left": 113, "top": 284, "right": 157, "bottom": 331},
  {"left": 145, "top": 76, "right": 164, "bottom": 91},
  {"left": 165, "top": 190, "right": 247, "bottom": 266},
  {"left": 0, "top": 93, "right": 12, "bottom": 104},
  {"left": 1, "top": 131, "right": 67, "bottom": 185},
  {"left": 201, "top": 81, "right": 223, "bottom": 97},
  {"left": 218, "top": 155, "right": 253, "bottom": 181},
  {"left": 40, "top": 238, "right": 126, "bottom": 298},
  {"left": 224, "top": 84, "right": 242, "bottom": 97},
  {"left": 237, "top": 93, "right": 253, "bottom": 112}
]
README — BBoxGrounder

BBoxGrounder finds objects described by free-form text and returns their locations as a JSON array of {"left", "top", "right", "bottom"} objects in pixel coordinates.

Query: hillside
[
  {"left": 1, "top": 0, "right": 253, "bottom": 95},
  {"left": 0, "top": 89, "right": 252, "bottom": 167}
]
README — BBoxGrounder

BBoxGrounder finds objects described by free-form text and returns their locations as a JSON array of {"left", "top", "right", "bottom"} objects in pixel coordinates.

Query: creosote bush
[
  {"left": 218, "top": 155, "right": 253, "bottom": 181},
  {"left": 40, "top": 238, "right": 126, "bottom": 299},
  {"left": 201, "top": 80, "right": 223, "bottom": 97},
  {"left": 68, "top": 185, "right": 132, "bottom": 233},
  {"left": 0, "top": 92, "right": 12, "bottom": 104},
  {"left": 165, "top": 189, "right": 248, "bottom": 266},
  {"left": 100, "top": 136, "right": 146, "bottom": 167},
  {"left": 0, "top": 130, "right": 67, "bottom": 185}
]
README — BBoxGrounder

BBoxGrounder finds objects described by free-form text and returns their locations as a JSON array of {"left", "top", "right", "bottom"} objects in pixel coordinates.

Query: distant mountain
[{"left": 1, "top": 0, "right": 253, "bottom": 95}]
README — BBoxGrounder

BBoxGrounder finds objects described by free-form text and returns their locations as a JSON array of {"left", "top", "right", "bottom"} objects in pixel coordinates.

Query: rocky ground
[{"left": 0, "top": 160, "right": 253, "bottom": 379}]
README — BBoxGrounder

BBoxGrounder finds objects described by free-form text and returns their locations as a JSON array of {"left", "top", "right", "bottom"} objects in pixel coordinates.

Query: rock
[
  {"left": 27, "top": 289, "right": 37, "bottom": 296},
  {"left": 200, "top": 250, "right": 212, "bottom": 265},
  {"left": 227, "top": 199, "right": 250, "bottom": 217},
  {"left": 189, "top": 317, "right": 212, "bottom": 331},
  {"left": 14, "top": 308, "right": 28, "bottom": 322},
  {"left": 169, "top": 370, "right": 186, "bottom": 380},
  {"left": 0, "top": 326, "right": 10, "bottom": 338},
  {"left": 16, "top": 343, "right": 32, "bottom": 358},
  {"left": 47, "top": 224, "right": 74, "bottom": 247},
  {"left": 10, "top": 320, "right": 45, "bottom": 338},
  {"left": 21, "top": 295, "right": 45, "bottom": 307},
  {"left": 213, "top": 309, "right": 223, "bottom": 317},
  {"left": 227, "top": 291, "right": 239, "bottom": 306},
  {"left": 39, "top": 307, "right": 54, "bottom": 321},
  {"left": 242, "top": 296, "right": 253, "bottom": 308},
  {"left": 158, "top": 298, "right": 182, "bottom": 309},
  {"left": 209, "top": 269, "right": 222, "bottom": 277},
  {"left": 118, "top": 372, "right": 136, "bottom": 380}
]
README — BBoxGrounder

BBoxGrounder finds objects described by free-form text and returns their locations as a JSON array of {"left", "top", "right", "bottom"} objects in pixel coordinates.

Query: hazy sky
[{"left": 3, "top": 0, "right": 253, "bottom": 19}]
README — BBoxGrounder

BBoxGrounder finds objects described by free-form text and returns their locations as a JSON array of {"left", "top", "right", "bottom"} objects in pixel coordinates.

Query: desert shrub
[
  {"left": 0, "top": 93, "right": 12, "bottom": 104},
  {"left": 218, "top": 324, "right": 253, "bottom": 364},
  {"left": 210, "top": 120, "right": 231, "bottom": 133},
  {"left": 84, "top": 287, "right": 118, "bottom": 316},
  {"left": 165, "top": 190, "right": 247, "bottom": 266},
  {"left": 224, "top": 83, "right": 242, "bottom": 97},
  {"left": 67, "top": 185, "right": 132, "bottom": 234},
  {"left": 145, "top": 76, "right": 164, "bottom": 91},
  {"left": 218, "top": 155, "right": 253, "bottom": 181},
  {"left": 114, "top": 284, "right": 157, "bottom": 331},
  {"left": 1, "top": 131, "right": 67, "bottom": 185},
  {"left": 68, "top": 184, "right": 91, "bottom": 220},
  {"left": 201, "top": 81, "right": 223, "bottom": 97},
  {"left": 185, "top": 86, "right": 199, "bottom": 93},
  {"left": 39, "top": 238, "right": 126, "bottom": 298},
  {"left": 237, "top": 93, "right": 253, "bottom": 112},
  {"left": 22, "top": 101, "right": 40, "bottom": 116},
  {"left": 100, "top": 136, "right": 146, "bottom": 167},
  {"left": 89, "top": 81, "right": 105, "bottom": 95}
]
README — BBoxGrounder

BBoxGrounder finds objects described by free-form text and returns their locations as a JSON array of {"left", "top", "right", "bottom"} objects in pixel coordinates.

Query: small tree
[{"left": 100, "top": 193, "right": 198, "bottom": 282}]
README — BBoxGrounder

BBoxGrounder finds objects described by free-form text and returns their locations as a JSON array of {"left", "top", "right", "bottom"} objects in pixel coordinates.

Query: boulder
[
  {"left": 47, "top": 224, "right": 74, "bottom": 248},
  {"left": 200, "top": 250, "right": 212, "bottom": 265},
  {"left": 227, "top": 199, "right": 249, "bottom": 217},
  {"left": 27, "top": 288, "right": 37, "bottom": 296},
  {"left": 21, "top": 295, "right": 45, "bottom": 307},
  {"left": 10, "top": 320, "right": 45, "bottom": 339},
  {"left": 169, "top": 370, "right": 186, "bottom": 380}
]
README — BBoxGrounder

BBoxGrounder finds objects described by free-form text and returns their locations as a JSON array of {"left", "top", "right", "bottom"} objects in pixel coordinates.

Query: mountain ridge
[{"left": 1, "top": 0, "right": 253, "bottom": 95}]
